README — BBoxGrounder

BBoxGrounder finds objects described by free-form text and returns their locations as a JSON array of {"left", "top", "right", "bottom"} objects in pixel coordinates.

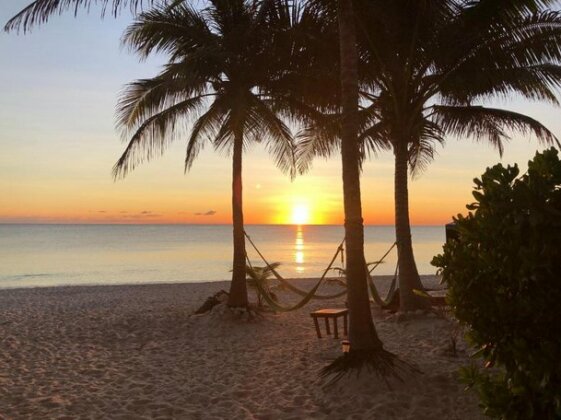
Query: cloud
[
  {"left": 123, "top": 211, "right": 161, "bottom": 219},
  {"left": 195, "top": 210, "right": 217, "bottom": 216}
]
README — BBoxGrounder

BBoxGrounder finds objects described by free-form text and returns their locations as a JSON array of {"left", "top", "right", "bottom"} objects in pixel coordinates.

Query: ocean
[{"left": 0, "top": 224, "right": 446, "bottom": 289}]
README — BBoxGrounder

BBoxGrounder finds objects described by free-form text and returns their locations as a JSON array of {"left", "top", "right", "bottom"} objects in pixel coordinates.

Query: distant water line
[{"left": 0, "top": 224, "right": 445, "bottom": 289}]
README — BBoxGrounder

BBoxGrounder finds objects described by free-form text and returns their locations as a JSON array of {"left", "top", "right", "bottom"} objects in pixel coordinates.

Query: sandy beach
[{"left": 0, "top": 276, "right": 483, "bottom": 419}]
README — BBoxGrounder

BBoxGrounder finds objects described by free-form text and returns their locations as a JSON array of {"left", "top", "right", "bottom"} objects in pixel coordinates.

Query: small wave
[{"left": 0, "top": 273, "right": 56, "bottom": 282}]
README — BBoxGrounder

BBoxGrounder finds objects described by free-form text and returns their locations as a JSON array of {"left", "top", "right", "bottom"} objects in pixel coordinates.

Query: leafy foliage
[{"left": 432, "top": 148, "right": 561, "bottom": 419}]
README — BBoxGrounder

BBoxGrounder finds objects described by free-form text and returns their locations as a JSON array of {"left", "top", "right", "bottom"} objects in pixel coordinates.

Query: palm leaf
[
  {"left": 122, "top": 3, "right": 216, "bottom": 61},
  {"left": 4, "top": 0, "right": 155, "bottom": 33},
  {"left": 295, "top": 113, "right": 340, "bottom": 174},
  {"left": 433, "top": 11, "right": 561, "bottom": 101},
  {"left": 408, "top": 120, "right": 446, "bottom": 177},
  {"left": 245, "top": 93, "right": 295, "bottom": 177},
  {"left": 113, "top": 95, "right": 205, "bottom": 178},
  {"left": 439, "top": 64, "right": 561, "bottom": 106},
  {"left": 116, "top": 66, "right": 210, "bottom": 131},
  {"left": 184, "top": 95, "right": 229, "bottom": 171},
  {"left": 432, "top": 105, "right": 559, "bottom": 156}
]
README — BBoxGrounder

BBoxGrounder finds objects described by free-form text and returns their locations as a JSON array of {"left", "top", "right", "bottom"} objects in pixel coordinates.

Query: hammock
[
  {"left": 244, "top": 231, "right": 399, "bottom": 311},
  {"left": 244, "top": 232, "right": 346, "bottom": 312},
  {"left": 245, "top": 231, "right": 347, "bottom": 300}
]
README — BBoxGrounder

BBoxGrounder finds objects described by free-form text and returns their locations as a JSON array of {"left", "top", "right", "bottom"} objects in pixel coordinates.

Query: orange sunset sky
[{"left": 1, "top": 2, "right": 559, "bottom": 226}]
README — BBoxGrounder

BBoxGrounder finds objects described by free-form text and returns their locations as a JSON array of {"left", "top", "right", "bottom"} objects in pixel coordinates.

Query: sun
[{"left": 291, "top": 204, "right": 310, "bottom": 225}]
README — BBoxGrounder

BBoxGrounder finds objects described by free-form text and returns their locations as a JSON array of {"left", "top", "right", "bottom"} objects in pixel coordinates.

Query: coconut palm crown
[
  {"left": 295, "top": 0, "right": 561, "bottom": 312},
  {"left": 114, "top": 0, "right": 295, "bottom": 307}
]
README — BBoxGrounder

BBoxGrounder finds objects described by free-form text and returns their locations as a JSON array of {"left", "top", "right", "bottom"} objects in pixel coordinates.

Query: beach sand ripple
[{"left": 0, "top": 277, "right": 483, "bottom": 419}]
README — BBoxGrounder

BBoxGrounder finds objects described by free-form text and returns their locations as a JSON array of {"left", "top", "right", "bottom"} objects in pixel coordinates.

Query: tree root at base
[{"left": 320, "top": 348, "right": 421, "bottom": 388}]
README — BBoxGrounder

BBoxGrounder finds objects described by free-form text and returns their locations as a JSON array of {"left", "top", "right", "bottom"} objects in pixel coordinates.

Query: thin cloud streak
[{"left": 194, "top": 210, "right": 217, "bottom": 216}]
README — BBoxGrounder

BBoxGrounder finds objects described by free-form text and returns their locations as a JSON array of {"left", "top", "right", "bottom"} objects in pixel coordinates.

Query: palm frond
[
  {"left": 432, "top": 105, "right": 559, "bottom": 156},
  {"left": 408, "top": 120, "right": 445, "bottom": 178},
  {"left": 439, "top": 64, "right": 561, "bottom": 106},
  {"left": 4, "top": 0, "right": 153, "bottom": 33},
  {"left": 434, "top": 11, "right": 561, "bottom": 101},
  {"left": 245, "top": 262, "right": 281, "bottom": 282},
  {"left": 294, "top": 102, "right": 390, "bottom": 175},
  {"left": 122, "top": 3, "right": 216, "bottom": 60},
  {"left": 245, "top": 94, "right": 295, "bottom": 177},
  {"left": 113, "top": 95, "right": 204, "bottom": 179},
  {"left": 459, "top": 0, "right": 559, "bottom": 31},
  {"left": 358, "top": 121, "right": 392, "bottom": 159},
  {"left": 116, "top": 66, "right": 210, "bottom": 132},
  {"left": 185, "top": 96, "right": 229, "bottom": 171},
  {"left": 295, "top": 113, "right": 340, "bottom": 174}
]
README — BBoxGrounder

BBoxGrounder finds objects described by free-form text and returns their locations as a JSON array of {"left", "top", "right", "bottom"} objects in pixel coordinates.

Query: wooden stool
[{"left": 310, "top": 308, "right": 348, "bottom": 339}]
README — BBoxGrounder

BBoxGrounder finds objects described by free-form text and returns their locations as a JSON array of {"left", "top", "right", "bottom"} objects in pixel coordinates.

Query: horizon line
[{"left": 0, "top": 222, "right": 449, "bottom": 227}]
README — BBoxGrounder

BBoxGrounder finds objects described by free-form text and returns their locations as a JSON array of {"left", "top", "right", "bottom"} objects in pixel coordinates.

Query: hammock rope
[
  {"left": 368, "top": 242, "right": 397, "bottom": 275},
  {"left": 244, "top": 230, "right": 399, "bottom": 310},
  {"left": 366, "top": 242, "right": 399, "bottom": 307},
  {"left": 367, "top": 254, "right": 399, "bottom": 307}
]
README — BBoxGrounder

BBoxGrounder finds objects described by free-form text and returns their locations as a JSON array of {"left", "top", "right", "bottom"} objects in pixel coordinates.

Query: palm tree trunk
[
  {"left": 338, "top": 0, "right": 382, "bottom": 351},
  {"left": 228, "top": 127, "right": 249, "bottom": 307},
  {"left": 394, "top": 139, "right": 429, "bottom": 312}
]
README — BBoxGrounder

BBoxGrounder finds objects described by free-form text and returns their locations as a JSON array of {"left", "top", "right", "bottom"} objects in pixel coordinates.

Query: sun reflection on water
[{"left": 295, "top": 226, "right": 305, "bottom": 273}]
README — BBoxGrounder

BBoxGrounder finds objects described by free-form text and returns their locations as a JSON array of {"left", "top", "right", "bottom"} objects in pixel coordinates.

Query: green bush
[{"left": 432, "top": 148, "right": 561, "bottom": 419}]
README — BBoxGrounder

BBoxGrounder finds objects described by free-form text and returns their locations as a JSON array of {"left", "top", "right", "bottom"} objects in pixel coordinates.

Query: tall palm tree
[
  {"left": 336, "top": 0, "right": 382, "bottom": 352},
  {"left": 296, "top": 0, "right": 561, "bottom": 312},
  {"left": 113, "top": 1, "right": 295, "bottom": 308},
  {"left": 356, "top": 0, "right": 561, "bottom": 311},
  {"left": 315, "top": 0, "right": 406, "bottom": 381},
  {"left": 275, "top": 0, "right": 388, "bottom": 356}
]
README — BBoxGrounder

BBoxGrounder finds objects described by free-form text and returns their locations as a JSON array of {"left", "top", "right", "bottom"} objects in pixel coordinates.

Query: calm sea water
[{"left": 0, "top": 224, "right": 445, "bottom": 289}]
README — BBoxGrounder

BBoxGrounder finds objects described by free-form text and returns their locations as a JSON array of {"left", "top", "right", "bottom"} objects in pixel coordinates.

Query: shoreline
[{"left": 0, "top": 274, "right": 441, "bottom": 292}]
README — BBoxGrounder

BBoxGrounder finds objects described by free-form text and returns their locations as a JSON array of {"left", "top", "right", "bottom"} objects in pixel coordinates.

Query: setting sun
[{"left": 291, "top": 204, "right": 310, "bottom": 225}]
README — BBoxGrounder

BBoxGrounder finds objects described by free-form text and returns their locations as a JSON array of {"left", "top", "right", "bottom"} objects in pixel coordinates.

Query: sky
[{"left": 1, "top": 1, "right": 560, "bottom": 226}]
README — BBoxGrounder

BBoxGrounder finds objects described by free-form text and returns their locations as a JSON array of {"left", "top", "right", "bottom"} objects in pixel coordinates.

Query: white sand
[{"left": 0, "top": 276, "right": 484, "bottom": 419}]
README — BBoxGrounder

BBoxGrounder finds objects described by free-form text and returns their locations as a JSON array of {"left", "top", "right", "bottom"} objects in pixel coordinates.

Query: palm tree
[
  {"left": 336, "top": 0, "right": 383, "bottom": 352},
  {"left": 315, "top": 0, "right": 408, "bottom": 381},
  {"left": 356, "top": 0, "right": 561, "bottom": 311},
  {"left": 296, "top": 0, "right": 561, "bottom": 312},
  {"left": 112, "top": 1, "right": 296, "bottom": 308},
  {"left": 277, "top": 0, "right": 388, "bottom": 358}
]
